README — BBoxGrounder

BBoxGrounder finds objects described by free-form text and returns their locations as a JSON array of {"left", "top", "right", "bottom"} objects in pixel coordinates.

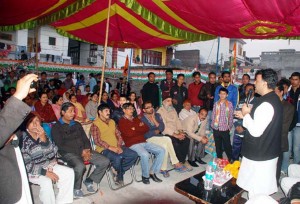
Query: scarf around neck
[{"left": 213, "top": 100, "right": 229, "bottom": 129}]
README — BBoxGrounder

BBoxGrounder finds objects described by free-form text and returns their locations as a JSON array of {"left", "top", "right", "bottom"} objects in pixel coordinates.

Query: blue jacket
[{"left": 214, "top": 83, "right": 239, "bottom": 109}]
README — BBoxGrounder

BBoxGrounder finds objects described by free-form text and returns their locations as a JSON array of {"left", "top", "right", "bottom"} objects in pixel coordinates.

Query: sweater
[
  {"left": 91, "top": 118, "right": 123, "bottom": 153},
  {"left": 118, "top": 117, "right": 149, "bottom": 147},
  {"left": 52, "top": 118, "right": 91, "bottom": 157},
  {"left": 188, "top": 82, "right": 204, "bottom": 106},
  {"left": 20, "top": 131, "right": 57, "bottom": 176},
  {"left": 85, "top": 100, "right": 98, "bottom": 119}
]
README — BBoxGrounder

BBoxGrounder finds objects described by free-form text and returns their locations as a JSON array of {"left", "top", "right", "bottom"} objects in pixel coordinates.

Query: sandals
[
  {"left": 160, "top": 170, "right": 170, "bottom": 178},
  {"left": 174, "top": 165, "right": 188, "bottom": 173}
]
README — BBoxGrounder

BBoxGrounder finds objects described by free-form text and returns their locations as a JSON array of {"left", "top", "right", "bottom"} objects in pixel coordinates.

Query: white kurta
[{"left": 237, "top": 102, "right": 278, "bottom": 198}]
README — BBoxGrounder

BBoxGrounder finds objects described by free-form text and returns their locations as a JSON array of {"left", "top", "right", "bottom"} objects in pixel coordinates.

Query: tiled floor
[{"left": 31, "top": 154, "right": 286, "bottom": 204}]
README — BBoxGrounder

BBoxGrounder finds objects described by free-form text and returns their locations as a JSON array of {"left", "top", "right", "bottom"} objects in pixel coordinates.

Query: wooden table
[{"left": 175, "top": 171, "right": 245, "bottom": 204}]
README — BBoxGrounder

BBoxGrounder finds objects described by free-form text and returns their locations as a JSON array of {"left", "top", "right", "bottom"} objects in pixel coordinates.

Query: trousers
[
  {"left": 213, "top": 129, "right": 232, "bottom": 161},
  {"left": 29, "top": 164, "right": 74, "bottom": 204},
  {"left": 147, "top": 136, "right": 179, "bottom": 170}
]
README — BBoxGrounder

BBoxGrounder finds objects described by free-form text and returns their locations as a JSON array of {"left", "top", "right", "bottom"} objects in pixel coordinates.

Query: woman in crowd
[
  {"left": 51, "top": 95, "right": 63, "bottom": 120},
  {"left": 111, "top": 92, "right": 120, "bottom": 110},
  {"left": 69, "top": 94, "right": 87, "bottom": 123},
  {"left": 128, "top": 91, "right": 141, "bottom": 116},
  {"left": 34, "top": 92, "right": 57, "bottom": 139},
  {"left": 63, "top": 91, "right": 70, "bottom": 103},
  {"left": 100, "top": 91, "right": 115, "bottom": 110},
  {"left": 20, "top": 112, "right": 74, "bottom": 204},
  {"left": 85, "top": 93, "right": 99, "bottom": 121}
]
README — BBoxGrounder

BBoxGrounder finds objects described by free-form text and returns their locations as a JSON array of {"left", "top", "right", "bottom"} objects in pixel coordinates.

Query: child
[{"left": 211, "top": 87, "right": 233, "bottom": 161}]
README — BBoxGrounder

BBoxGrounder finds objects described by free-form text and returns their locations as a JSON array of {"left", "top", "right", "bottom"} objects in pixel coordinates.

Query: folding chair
[{"left": 89, "top": 134, "right": 134, "bottom": 190}]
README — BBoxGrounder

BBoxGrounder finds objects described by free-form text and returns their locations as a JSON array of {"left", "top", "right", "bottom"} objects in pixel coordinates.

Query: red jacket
[
  {"left": 188, "top": 82, "right": 204, "bottom": 106},
  {"left": 34, "top": 101, "right": 57, "bottom": 123},
  {"left": 118, "top": 117, "right": 149, "bottom": 147}
]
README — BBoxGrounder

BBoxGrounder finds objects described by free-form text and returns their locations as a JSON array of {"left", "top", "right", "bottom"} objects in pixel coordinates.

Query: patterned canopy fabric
[{"left": 2, "top": 0, "right": 300, "bottom": 48}]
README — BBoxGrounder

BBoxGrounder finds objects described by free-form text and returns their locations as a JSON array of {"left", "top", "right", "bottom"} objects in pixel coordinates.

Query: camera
[{"left": 30, "top": 81, "right": 37, "bottom": 89}]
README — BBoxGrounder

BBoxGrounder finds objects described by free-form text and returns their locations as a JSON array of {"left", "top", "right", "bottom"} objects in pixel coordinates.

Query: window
[
  {"left": 0, "top": 33, "right": 12, "bottom": 41},
  {"left": 238, "top": 44, "right": 243, "bottom": 56},
  {"left": 89, "top": 44, "right": 98, "bottom": 57},
  {"left": 142, "top": 50, "right": 162, "bottom": 65},
  {"left": 118, "top": 48, "right": 125, "bottom": 52},
  {"left": 49, "top": 37, "right": 56, "bottom": 46}
]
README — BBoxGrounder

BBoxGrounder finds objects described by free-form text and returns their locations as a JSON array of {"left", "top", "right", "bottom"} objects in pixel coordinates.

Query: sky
[{"left": 243, "top": 39, "right": 300, "bottom": 58}]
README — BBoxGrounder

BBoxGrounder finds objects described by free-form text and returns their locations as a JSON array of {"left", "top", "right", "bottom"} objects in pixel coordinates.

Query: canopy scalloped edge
[
  {"left": 0, "top": 0, "right": 95, "bottom": 31},
  {"left": 119, "top": 0, "right": 216, "bottom": 42}
]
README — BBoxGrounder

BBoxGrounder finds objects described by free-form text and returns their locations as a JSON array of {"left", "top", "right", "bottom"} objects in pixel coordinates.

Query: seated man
[
  {"left": 52, "top": 102, "right": 110, "bottom": 198},
  {"left": 157, "top": 96, "right": 192, "bottom": 171},
  {"left": 118, "top": 103, "right": 165, "bottom": 184},
  {"left": 141, "top": 101, "right": 187, "bottom": 178},
  {"left": 182, "top": 107, "right": 209, "bottom": 167},
  {"left": 281, "top": 164, "right": 300, "bottom": 196},
  {"left": 91, "top": 104, "right": 138, "bottom": 185},
  {"left": 179, "top": 99, "right": 197, "bottom": 121}
]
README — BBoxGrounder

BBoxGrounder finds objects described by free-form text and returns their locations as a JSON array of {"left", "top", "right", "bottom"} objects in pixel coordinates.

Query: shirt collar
[{"left": 59, "top": 117, "right": 76, "bottom": 126}]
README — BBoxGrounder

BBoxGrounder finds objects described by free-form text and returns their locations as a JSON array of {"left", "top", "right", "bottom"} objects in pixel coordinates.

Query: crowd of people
[{"left": 0, "top": 67, "right": 299, "bottom": 203}]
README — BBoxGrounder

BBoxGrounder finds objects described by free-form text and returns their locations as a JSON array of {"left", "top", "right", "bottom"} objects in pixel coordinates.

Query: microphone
[{"left": 245, "top": 89, "right": 253, "bottom": 107}]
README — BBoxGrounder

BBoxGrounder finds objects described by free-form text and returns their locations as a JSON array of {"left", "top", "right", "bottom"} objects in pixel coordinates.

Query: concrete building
[{"left": 260, "top": 49, "right": 300, "bottom": 78}]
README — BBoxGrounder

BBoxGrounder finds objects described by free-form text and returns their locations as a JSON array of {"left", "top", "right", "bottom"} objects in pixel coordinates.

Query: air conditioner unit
[{"left": 87, "top": 57, "right": 97, "bottom": 64}]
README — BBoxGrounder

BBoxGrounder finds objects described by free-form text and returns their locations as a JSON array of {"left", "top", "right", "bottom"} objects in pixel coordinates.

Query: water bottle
[
  {"left": 204, "top": 162, "right": 214, "bottom": 190},
  {"left": 212, "top": 152, "right": 218, "bottom": 170}
]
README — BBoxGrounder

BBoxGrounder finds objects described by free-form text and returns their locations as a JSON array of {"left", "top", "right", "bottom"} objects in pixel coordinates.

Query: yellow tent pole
[{"left": 98, "top": 0, "right": 112, "bottom": 105}]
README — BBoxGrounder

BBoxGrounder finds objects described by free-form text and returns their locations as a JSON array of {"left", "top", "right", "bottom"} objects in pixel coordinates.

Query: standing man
[
  {"left": 214, "top": 71, "right": 239, "bottom": 109},
  {"left": 38, "top": 72, "right": 49, "bottom": 93},
  {"left": 238, "top": 74, "right": 250, "bottom": 101},
  {"left": 188, "top": 71, "right": 204, "bottom": 113},
  {"left": 274, "top": 83, "right": 294, "bottom": 183},
  {"left": 232, "top": 83, "right": 256, "bottom": 161},
  {"left": 89, "top": 73, "right": 97, "bottom": 93},
  {"left": 160, "top": 68, "right": 177, "bottom": 100},
  {"left": 141, "top": 72, "right": 160, "bottom": 109},
  {"left": 170, "top": 74, "right": 188, "bottom": 114},
  {"left": 235, "top": 69, "right": 283, "bottom": 198},
  {"left": 286, "top": 72, "right": 300, "bottom": 165},
  {"left": 52, "top": 72, "right": 62, "bottom": 89},
  {"left": 198, "top": 71, "right": 219, "bottom": 129},
  {"left": 52, "top": 102, "right": 110, "bottom": 198}
]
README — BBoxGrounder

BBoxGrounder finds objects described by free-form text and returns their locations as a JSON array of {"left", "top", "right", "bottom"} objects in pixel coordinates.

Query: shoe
[
  {"left": 160, "top": 170, "right": 170, "bottom": 178},
  {"left": 142, "top": 176, "right": 150, "bottom": 184},
  {"left": 83, "top": 180, "right": 96, "bottom": 193},
  {"left": 150, "top": 174, "right": 162, "bottom": 183},
  {"left": 174, "top": 165, "right": 188, "bottom": 173},
  {"left": 188, "top": 160, "right": 199, "bottom": 167},
  {"left": 195, "top": 158, "right": 207, "bottom": 165},
  {"left": 74, "top": 189, "right": 84, "bottom": 199},
  {"left": 115, "top": 179, "right": 124, "bottom": 186},
  {"left": 184, "top": 161, "right": 193, "bottom": 172}
]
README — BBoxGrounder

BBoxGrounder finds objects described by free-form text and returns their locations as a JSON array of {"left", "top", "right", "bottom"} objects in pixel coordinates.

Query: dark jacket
[
  {"left": 52, "top": 118, "right": 91, "bottom": 157},
  {"left": 198, "top": 82, "right": 219, "bottom": 110},
  {"left": 281, "top": 100, "right": 295, "bottom": 152},
  {"left": 0, "top": 96, "right": 31, "bottom": 204},
  {"left": 141, "top": 82, "right": 160, "bottom": 108},
  {"left": 141, "top": 113, "right": 165, "bottom": 139},
  {"left": 160, "top": 79, "right": 177, "bottom": 100},
  {"left": 170, "top": 84, "right": 188, "bottom": 114}
]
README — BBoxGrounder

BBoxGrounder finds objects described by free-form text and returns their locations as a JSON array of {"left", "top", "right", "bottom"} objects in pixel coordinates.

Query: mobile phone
[{"left": 30, "top": 81, "right": 37, "bottom": 89}]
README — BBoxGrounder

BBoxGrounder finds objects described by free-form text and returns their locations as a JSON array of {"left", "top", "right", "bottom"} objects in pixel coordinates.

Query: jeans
[
  {"left": 130, "top": 142, "right": 165, "bottom": 178},
  {"left": 62, "top": 151, "right": 110, "bottom": 189},
  {"left": 232, "top": 132, "right": 243, "bottom": 161},
  {"left": 282, "top": 127, "right": 300, "bottom": 173},
  {"left": 102, "top": 146, "right": 138, "bottom": 181}
]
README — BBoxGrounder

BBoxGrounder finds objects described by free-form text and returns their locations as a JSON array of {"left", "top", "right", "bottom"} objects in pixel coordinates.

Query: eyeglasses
[{"left": 144, "top": 106, "right": 153, "bottom": 109}]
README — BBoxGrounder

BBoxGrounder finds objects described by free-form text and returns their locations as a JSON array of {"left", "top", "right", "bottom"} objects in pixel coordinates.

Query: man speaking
[{"left": 235, "top": 69, "right": 283, "bottom": 198}]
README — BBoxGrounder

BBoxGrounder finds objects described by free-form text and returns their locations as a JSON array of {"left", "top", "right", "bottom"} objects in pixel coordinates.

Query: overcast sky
[{"left": 243, "top": 39, "right": 300, "bottom": 58}]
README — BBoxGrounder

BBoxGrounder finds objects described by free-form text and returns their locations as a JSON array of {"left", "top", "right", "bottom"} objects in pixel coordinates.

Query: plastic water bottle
[
  {"left": 212, "top": 152, "right": 218, "bottom": 170},
  {"left": 204, "top": 162, "right": 214, "bottom": 190}
]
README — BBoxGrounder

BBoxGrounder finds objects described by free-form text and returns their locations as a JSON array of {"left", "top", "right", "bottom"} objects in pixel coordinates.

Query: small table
[{"left": 175, "top": 171, "right": 244, "bottom": 204}]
